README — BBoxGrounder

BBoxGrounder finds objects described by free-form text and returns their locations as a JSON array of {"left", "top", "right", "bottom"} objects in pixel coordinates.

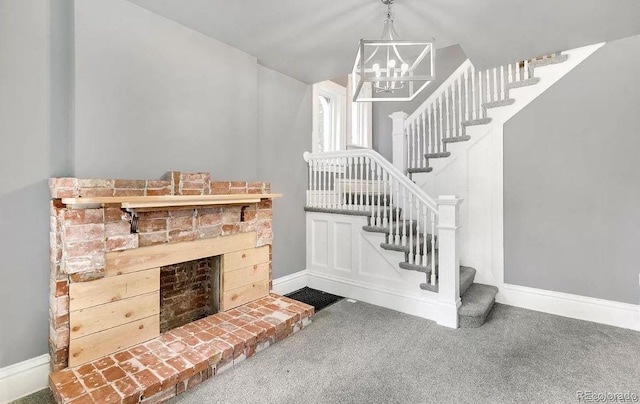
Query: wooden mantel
[{"left": 61, "top": 193, "right": 282, "bottom": 210}]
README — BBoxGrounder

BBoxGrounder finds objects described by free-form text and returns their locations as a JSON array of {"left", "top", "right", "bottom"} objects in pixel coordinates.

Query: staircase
[
  {"left": 303, "top": 42, "right": 605, "bottom": 329},
  {"left": 303, "top": 149, "right": 496, "bottom": 328}
]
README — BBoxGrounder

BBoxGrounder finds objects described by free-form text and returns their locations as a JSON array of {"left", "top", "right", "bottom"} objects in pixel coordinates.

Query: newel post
[
  {"left": 389, "top": 111, "right": 408, "bottom": 173},
  {"left": 436, "top": 195, "right": 463, "bottom": 328}
]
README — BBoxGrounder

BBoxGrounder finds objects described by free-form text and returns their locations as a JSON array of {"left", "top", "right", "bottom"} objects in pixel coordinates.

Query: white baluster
[
  {"left": 457, "top": 78, "right": 463, "bottom": 138},
  {"left": 516, "top": 61, "right": 521, "bottom": 82},
  {"left": 438, "top": 96, "right": 444, "bottom": 142},
  {"left": 451, "top": 87, "right": 457, "bottom": 139},
  {"left": 357, "top": 156, "right": 362, "bottom": 209},
  {"left": 471, "top": 66, "right": 476, "bottom": 120},
  {"left": 421, "top": 113, "right": 427, "bottom": 164},
  {"left": 341, "top": 157, "right": 346, "bottom": 209},
  {"left": 430, "top": 211, "right": 436, "bottom": 285},
  {"left": 373, "top": 162, "right": 382, "bottom": 226},
  {"left": 524, "top": 59, "right": 530, "bottom": 80},
  {"left": 427, "top": 105, "right": 433, "bottom": 154},
  {"left": 422, "top": 206, "right": 427, "bottom": 267},
  {"left": 395, "top": 180, "right": 401, "bottom": 245},
  {"left": 464, "top": 69, "right": 470, "bottom": 121},
  {"left": 508, "top": 63, "right": 513, "bottom": 84},
  {"left": 307, "top": 160, "right": 313, "bottom": 206},
  {"left": 493, "top": 68, "right": 498, "bottom": 101},
  {"left": 478, "top": 70, "right": 483, "bottom": 115},
  {"left": 401, "top": 187, "right": 407, "bottom": 247},
  {"left": 485, "top": 69, "right": 490, "bottom": 105},
  {"left": 500, "top": 65, "right": 505, "bottom": 99},
  {"left": 445, "top": 89, "right": 452, "bottom": 138},
  {"left": 408, "top": 192, "right": 413, "bottom": 261},
  {"left": 387, "top": 176, "right": 394, "bottom": 239}
]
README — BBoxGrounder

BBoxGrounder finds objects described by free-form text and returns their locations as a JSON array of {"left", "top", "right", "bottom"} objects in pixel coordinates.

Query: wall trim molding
[
  {"left": 498, "top": 283, "right": 640, "bottom": 331},
  {"left": 271, "top": 269, "right": 309, "bottom": 295},
  {"left": 307, "top": 270, "right": 443, "bottom": 323},
  {"left": 0, "top": 354, "right": 50, "bottom": 403}
]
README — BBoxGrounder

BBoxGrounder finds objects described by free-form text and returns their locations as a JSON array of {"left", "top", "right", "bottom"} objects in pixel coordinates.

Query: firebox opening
[{"left": 159, "top": 256, "right": 220, "bottom": 333}]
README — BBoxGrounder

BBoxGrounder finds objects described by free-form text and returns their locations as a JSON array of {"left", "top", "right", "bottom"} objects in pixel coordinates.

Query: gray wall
[
  {"left": 372, "top": 45, "right": 467, "bottom": 160},
  {"left": 0, "top": 0, "right": 311, "bottom": 368},
  {"left": 257, "top": 66, "right": 312, "bottom": 279},
  {"left": 74, "top": 0, "right": 258, "bottom": 180},
  {"left": 504, "top": 34, "right": 640, "bottom": 305},
  {"left": 0, "top": 0, "right": 73, "bottom": 367}
]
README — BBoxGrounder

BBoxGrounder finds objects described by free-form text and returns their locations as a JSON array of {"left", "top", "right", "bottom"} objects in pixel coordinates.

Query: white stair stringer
[
  {"left": 411, "top": 42, "right": 605, "bottom": 289},
  {"left": 305, "top": 210, "right": 454, "bottom": 324}
]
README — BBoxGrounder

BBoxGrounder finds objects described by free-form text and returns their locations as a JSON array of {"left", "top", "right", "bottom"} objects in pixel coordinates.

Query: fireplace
[
  {"left": 47, "top": 171, "right": 313, "bottom": 403},
  {"left": 48, "top": 171, "right": 280, "bottom": 370},
  {"left": 159, "top": 257, "right": 220, "bottom": 333}
]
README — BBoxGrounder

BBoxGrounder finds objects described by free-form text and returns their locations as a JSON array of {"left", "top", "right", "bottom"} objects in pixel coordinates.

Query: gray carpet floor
[{"left": 15, "top": 301, "right": 640, "bottom": 404}]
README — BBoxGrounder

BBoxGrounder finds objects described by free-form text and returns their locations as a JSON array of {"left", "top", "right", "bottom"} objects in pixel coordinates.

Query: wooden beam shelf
[{"left": 60, "top": 193, "right": 282, "bottom": 210}]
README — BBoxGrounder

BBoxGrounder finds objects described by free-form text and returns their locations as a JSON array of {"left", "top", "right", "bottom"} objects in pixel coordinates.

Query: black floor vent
[{"left": 286, "top": 287, "right": 344, "bottom": 312}]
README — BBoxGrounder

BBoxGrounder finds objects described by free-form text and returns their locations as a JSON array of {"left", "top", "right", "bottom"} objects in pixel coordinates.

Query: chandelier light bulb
[
  {"left": 401, "top": 63, "right": 409, "bottom": 73},
  {"left": 388, "top": 59, "right": 396, "bottom": 68}
]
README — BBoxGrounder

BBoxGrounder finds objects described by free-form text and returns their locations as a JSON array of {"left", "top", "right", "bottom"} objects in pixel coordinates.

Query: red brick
[
  {"left": 181, "top": 181, "right": 205, "bottom": 190},
  {"left": 165, "top": 356, "right": 194, "bottom": 382},
  {"left": 114, "top": 179, "right": 146, "bottom": 189},
  {"left": 68, "top": 269, "right": 105, "bottom": 282},
  {"left": 113, "top": 376, "right": 142, "bottom": 402},
  {"left": 182, "top": 349, "right": 208, "bottom": 373},
  {"left": 210, "top": 340, "right": 233, "bottom": 360},
  {"left": 114, "top": 188, "right": 145, "bottom": 197},
  {"left": 114, "top": 350, "right": 134, "bottom": 363},
  {"left": 168, "top": 230, "right": 197, "bottom": 243},
  {"left": 49, "top": 369, "right": 77, "bottom": 387},
  {"left": 198, "top": 225, "right": 222, "bottom": 239},
  {"left": 78, "top": 179, "right": 114, "bottom": 188},
  {"left": 119, "top": 358, "right": 143, "bottom": 375},
  {"left": 104, "top": 207, "right": 128, "bottom": 222},
  {"left": 50, "top": 177, "right": 77, "bottom": 189},
  {"left": 209, "top": 182, "right": 230, "bottom": 195},
  {"left": 132, "top": 369, "right": 162, "bottom": 398},
  {"left": 105, "top": 221, "right": 131, "bottom": 237},
  {"left": 168, "top": 216, "right": 194, "bottom": 231},
  {"left": 232, "top": 329, "right": 256, "bottom": 347},
  {"left": 181, "top": 172, "right": 210, "bottom": 182},
  {"left": 193, "top": 344, "right": 222, "bottom": 365},
  {"left": 63, "top": 223, "right": 105, "bottom": 241},
  {"left": 198, "top": 213, "right": 222, "bottom": 227},
  {"left": 138, "top": 210, "right": 170, "bottom": 219},
  {"left": 221, "top": 224, "right": 240, "bottom": 235},
  {"left": 52, "top": 279, "right": 68, "bottom": 297},
  {"left": 181, "top": 189, "right": 203, "bottom": 196},
  {"left": 102, "top": 365, "right": 127, "bottom": 382},
  {"left": 64, "top": 239, "right": 105, "bottom": 258},
  {"left": 79, "top": 188, "right": 114, "bottom": 197},
  {"left": 56, "top": 380, "right": 86, "bottom": 401},
  {"left": 146, "top": 188, "right": 172, "bottom": 196},
  {"left": 138, "top": 232, "right": 168, "bottom": 247},
  {"left": 63, "top": 209, "right": 104, "bottom": 225},
  {"left": 149, "top": 361, "right": 178, "bottom": 389},
  {"left": 81, "top": 371, "right": 107, "bottom": 390},
  {"left": 106, "top": 234, "right": 138, "bottom": 251},
  {"left": 93, "top": 356, "right": 115, "bottom": 371}
]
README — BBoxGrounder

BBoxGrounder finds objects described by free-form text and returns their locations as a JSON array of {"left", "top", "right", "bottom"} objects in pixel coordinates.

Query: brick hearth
[{"left": 49, "top": 294, "right": 313, "bottom": 403}]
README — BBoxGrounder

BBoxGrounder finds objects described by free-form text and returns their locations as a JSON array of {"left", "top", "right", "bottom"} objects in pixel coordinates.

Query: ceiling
[{"left": 126, "top": 0, "right": 640, "bottom": 84}]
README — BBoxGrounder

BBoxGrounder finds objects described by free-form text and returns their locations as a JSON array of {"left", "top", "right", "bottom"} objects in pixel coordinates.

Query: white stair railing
[
  {"left": 402, "top": 53, "right": 561, "bottom": 172},
  {"left": 304, "top": 149, "right": 440, "bottom": 286}
]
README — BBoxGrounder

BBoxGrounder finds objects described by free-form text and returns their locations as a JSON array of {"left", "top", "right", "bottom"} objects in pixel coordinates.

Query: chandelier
[{"left": 352, "top": 0, "right": 435, "bottom": 102}]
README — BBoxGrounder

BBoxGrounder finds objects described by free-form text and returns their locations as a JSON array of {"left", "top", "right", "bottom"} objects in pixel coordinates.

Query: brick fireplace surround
[{"left": 48, "top": 172, "right": 313, "bottom": 403}]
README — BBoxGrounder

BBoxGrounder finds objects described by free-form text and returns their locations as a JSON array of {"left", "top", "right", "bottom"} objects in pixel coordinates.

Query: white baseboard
[
  {"left": 0, "top": 354, "right": 50, "bottom": 404},
  {"left": 307, "top": 270, "right": 443, "bottom": 323},
  {"left": 498, "top": 284, "right": 640, "bottom": 331},
  {"left": 271, "top": 269, "right": 309, "bottom": 295}
]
